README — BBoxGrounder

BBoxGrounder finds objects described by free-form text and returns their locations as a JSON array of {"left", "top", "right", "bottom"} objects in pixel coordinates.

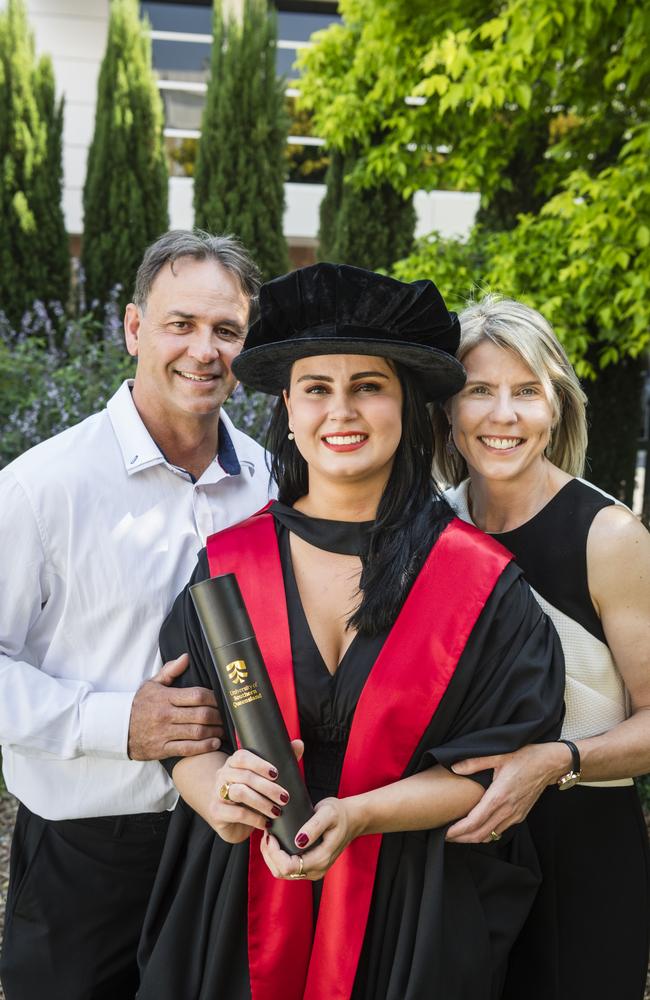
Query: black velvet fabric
[
  {"left": 269, "top": 500, "right": 373, "bottom": 556},
  {"left": 232, "top": 262, "right": 466, "bottom": 400}
]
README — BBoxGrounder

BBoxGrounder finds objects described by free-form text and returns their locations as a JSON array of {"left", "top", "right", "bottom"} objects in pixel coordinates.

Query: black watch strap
[{"left": 559, "top": 738, "right": 581, "bottom": 774}]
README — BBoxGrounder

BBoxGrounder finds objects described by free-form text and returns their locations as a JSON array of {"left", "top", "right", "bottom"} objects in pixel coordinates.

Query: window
[{"left": 141, "top": 0, "right": 337, "bottom": 182}]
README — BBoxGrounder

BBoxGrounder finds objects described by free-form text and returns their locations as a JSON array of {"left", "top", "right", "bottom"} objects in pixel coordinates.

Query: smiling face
[
  {"left": 448, "top": 339, "right": 556, "bottom": 487},
  {"left": 124, "top": 256, "right": 249, "bottom": 430},
  {"left": 284, "top": 354, "right": 403, "bottom": 494}
]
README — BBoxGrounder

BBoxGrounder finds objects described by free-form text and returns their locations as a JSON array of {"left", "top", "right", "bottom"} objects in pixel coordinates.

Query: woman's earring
[
  {"left": 446, "top": 428, "right": 456, "bottom": 455},
  {"left": 288, "top": 431, "right": 295, "bottom": 441}
]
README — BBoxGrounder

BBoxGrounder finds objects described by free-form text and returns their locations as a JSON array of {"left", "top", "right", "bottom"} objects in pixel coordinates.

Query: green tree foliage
[
  {"left": 194, "top": 0, "right": 289, "bottom": 281},
  {"left": 394, "top": 228, "right": 646, "bottom": 498},
  {"left": 318, "top": 148, "right": 415, "bottom": 270},
  {"left": 0, "top": 0, "right": 69, "bottom": 327},
  {"left": 391, "top": 229, "right": 485, "bottom": 312},
  {"left": 299, "top": 0, "right": 650, "bottom": 369},
  {"left": 82, "top": 0, "right": 168, "bottom": 314},
  {"left": 300, "top": 0, "right": 650, "bottom": 500},
  {"left": 317, "top": 150, "right": 343, "bottom": 263}
]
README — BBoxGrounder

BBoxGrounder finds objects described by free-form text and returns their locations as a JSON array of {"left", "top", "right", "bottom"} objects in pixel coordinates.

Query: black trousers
[{"left": 0, "top": 803, "right": 170, "bottom": 1000}]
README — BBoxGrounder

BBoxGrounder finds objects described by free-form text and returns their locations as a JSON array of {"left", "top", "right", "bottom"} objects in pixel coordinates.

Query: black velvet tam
[{"left": 232, "top": 262, "right": 466, "bottom": 401}]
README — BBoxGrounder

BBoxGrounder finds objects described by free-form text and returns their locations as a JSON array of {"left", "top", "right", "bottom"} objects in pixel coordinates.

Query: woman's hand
[
  {"left": 210, "top": 742, "right": 301, "bottom": 845},
  {"left": 260, "top": 795, "right": 362, "bottom": 881},
  {"left": 445, "top": 742, "right": 573, "bottom": 843}
]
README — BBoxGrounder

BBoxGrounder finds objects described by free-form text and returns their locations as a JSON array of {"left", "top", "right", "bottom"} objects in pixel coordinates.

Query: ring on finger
[
  {"left": 219, "top": 781, "right": 232, "bottom": 802},
  {"left": 288, "top": 855, "right": 307, "bottom": 879},
  {"left": 489, "top": 829, "right": 502, "bottom": 842}
]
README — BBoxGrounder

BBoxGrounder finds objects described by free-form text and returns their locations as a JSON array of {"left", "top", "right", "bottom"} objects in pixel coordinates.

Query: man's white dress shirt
[{"left": 0, "top": 380, "right": 273, "bottom": 819}]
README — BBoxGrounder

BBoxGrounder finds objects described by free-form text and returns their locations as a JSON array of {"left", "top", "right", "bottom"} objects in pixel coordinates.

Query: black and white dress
[{"left": 446, "top": 477, "right": 650, "bottom": 1000}]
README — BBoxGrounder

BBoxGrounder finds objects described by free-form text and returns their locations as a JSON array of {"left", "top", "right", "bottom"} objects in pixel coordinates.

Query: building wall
[
  {"left": 26, "top": 0, "right": 110, "bottom": 236},
  {"left": 26, "top": 0, "right": 479, "bottom": 247}
]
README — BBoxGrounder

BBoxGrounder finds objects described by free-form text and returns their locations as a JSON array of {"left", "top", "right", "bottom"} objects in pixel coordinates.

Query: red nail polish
[
  {"left": 265, "top": 832, "right": 269, "bottom": 844},
  {"left": 269, "top": 767, "right": 278, "bottom": 779},
  {"left": 265, "top": 819, "right": 272, "bottom": 828},
  {"left": 279, "top": 792, "right": 289, "bottom": 804},
  {"left": 271, "top": 805, "right": 282, "bottom": 817},
  {"left": 295, "top": 833, "right": 309, "bottom": 848}
]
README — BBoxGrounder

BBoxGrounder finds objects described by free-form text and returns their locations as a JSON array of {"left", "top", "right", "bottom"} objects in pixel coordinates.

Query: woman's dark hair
[{"left": 265, "top": 362, "right": 453, "bottom": 636}]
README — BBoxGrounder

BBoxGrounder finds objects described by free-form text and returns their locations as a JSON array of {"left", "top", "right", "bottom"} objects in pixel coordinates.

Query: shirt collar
[
  {"left": 217, "top": 407, "right": 260, "bottom": 479},
  {"left": 107, "top": 380, "right": 259, "bottom": 479},
  {"left": 216, "top": 413, "right": 241, "bottom": 475},
  {"left": 107, "top": 380, "right": 166, "bottom": 475}
]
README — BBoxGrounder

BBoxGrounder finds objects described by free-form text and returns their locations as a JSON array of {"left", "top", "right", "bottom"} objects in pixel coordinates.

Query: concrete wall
[{"left": 26, "top": 1, "right": 479, "bottom": 245}]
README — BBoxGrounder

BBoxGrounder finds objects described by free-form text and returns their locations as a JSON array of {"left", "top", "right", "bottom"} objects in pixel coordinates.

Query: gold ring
[
  {"left": 288, "top": 856, "right": 307, "bottom": 879},
  {"left": 218, "top": 782, "right": 232, "bottom": 802},
  {"left": 489, "top": 830, "right": 502, "bottom": 842}
]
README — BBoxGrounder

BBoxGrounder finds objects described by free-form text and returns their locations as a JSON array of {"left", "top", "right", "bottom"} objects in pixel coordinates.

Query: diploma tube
[{"left": 190, "top": 573, "right": 315, "bottom": 855}]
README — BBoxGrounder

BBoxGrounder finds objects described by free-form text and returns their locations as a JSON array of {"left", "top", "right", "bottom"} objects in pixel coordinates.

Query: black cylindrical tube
[{"left": 190, "top": 573, "right": 314, "bottom": 855}]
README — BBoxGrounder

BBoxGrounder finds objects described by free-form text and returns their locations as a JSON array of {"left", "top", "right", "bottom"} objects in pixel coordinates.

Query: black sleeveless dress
[{"left": 449, "top": 478, "right": 650, "bottom": 1000}]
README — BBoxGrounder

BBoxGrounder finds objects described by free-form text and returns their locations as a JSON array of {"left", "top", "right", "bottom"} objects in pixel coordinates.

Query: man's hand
[{"left": 127, "top": 653, "right": 224, "bottom": 761}]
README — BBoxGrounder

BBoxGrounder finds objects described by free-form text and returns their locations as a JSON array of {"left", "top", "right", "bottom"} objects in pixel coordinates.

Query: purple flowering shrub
[
  {"left": 224, "top": 383, "right": 273, "bottom": 445},
  {"left": 0, "top": 274, "right": 272, "bottom": 467},
  {"left": 0, "top": 284, "right": 134, "bottom": 468}
]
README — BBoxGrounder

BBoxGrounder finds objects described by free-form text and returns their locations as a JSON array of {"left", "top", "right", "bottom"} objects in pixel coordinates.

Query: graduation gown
[{"left": 137, "top": 505, "right": 565, "bottom": 1000}]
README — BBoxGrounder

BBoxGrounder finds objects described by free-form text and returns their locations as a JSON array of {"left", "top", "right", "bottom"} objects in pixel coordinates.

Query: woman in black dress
[
  {"left": 438, "top": 294, "right": 650, "bottom": 1000},
  {"left": 137, "top": 265, "right": 565, "bottom": 1000}
]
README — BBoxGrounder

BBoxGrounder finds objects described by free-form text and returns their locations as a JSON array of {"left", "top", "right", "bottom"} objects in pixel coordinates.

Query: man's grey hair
[{"left": 132, "top": 229, "right": 262, "bottom": 321}]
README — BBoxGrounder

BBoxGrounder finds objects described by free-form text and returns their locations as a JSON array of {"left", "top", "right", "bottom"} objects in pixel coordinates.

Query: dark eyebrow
[
  {"left": 296, "top": 374, "right": 334, "bottom": 383},
  {"left": 295, "top": 370, "right": 390, "bottom": 384}
]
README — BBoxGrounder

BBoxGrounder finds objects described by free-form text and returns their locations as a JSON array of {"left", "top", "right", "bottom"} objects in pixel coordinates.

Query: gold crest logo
[{"left": 226, "top": 659, "right": 248, "bottom": 684}]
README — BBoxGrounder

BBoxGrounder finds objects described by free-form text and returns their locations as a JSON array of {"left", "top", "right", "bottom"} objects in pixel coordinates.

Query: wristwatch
[{"left": 557, "top": 739, "right": 581, "bottom": 790}]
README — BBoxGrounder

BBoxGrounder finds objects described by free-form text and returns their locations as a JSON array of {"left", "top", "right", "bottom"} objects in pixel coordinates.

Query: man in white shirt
[{"left": 0, "top": 230, "right": 274, "bottom": 1000}]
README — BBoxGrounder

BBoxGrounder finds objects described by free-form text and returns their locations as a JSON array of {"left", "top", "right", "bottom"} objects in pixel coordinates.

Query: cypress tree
[
  {"left": 318, "top": 147, "right": 416, "bottom": 271},
  {"left": 317, "top": 150, "right": 344, "bottom": 263},
  {"left": 194, "top": 0, "right": 289, "bottom": 281},
  {"left": 82, "top": 0, "right": 168, "bottom": 314},
  {"left": 0, "top": 0, "right": 69, "bottom": 328},
  {"left": 32, "top": 57, "right": 70, "bottom": 311}
]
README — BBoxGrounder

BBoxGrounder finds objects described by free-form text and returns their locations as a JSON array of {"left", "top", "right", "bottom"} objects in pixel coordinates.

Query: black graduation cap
[{"left": 232, "top": 262, "right": 466, "bottom": 401}]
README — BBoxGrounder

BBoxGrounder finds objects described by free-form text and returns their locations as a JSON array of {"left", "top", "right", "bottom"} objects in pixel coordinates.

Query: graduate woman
[
  {"left": 438, "top": 295, "right": 650, "bottom": 1000},
  {"left": 136, "top": 265, "right": 565, "bottom": 1000}
]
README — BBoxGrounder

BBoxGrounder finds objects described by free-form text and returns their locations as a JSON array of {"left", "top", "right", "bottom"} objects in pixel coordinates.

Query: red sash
[{"left": 207, "top": 509, "right": 511, "bottom": 1000}]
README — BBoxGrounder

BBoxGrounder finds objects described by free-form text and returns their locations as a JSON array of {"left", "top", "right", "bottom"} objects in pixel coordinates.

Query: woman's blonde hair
[{"left": 432, "top": 294, "right": 588, "bottom": 486}]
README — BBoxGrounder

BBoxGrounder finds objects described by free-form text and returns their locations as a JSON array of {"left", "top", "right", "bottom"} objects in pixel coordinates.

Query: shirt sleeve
[
  {"left": 159, "top": 548, "right": 236, "bottom": 777},
  {"left": 421, "top": 564, "right": 566, "bottom": 788},
  {"left": 0, "top": 471, "right": 134, "bottom": 760}
]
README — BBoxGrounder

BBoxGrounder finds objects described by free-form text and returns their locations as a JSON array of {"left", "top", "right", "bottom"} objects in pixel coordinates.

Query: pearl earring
[{"left": 288, "top": 431, "right": 295, "bottom": 441}]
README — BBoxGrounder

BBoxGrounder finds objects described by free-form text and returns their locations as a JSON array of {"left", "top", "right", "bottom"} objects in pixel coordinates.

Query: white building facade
[{"left": 26, "top": 0, "right": 479, "bottom": 257}]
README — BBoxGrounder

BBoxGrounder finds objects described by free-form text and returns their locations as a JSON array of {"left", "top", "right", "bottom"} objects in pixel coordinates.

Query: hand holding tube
[
  {"left": 190, "top": 573, "right": 315, "bottom": 854},
  {"left": 210, "top": 742, "right": 304, "bottom": 844}
]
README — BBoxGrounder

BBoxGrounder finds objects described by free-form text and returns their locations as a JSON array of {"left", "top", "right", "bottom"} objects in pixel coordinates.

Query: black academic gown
[{"left": 137, "top": 510, "right": 565, "bottom": 1000}]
